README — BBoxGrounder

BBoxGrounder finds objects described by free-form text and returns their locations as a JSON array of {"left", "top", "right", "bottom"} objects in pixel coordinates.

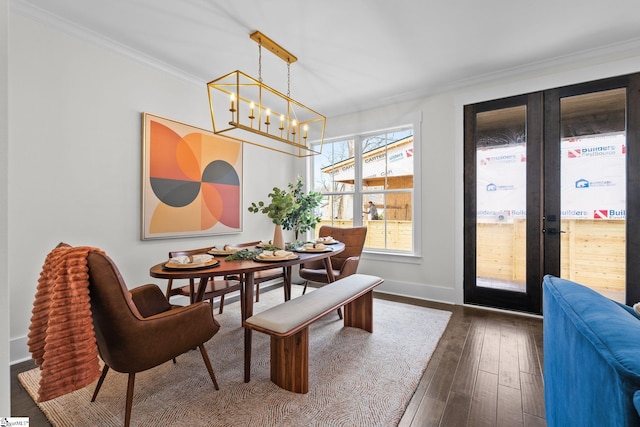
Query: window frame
[{"left": 307, "top": 112, "right": 422, "bottom": 260}]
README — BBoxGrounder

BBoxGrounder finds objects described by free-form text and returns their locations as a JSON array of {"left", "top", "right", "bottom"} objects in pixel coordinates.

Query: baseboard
[{"left": 374, "top": 278, "right": 458, "bottom": 305}]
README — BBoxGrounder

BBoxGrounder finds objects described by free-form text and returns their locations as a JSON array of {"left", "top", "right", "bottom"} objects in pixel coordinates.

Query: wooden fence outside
[
  {"left": 316, "top": 220, "right": 413, "bottom": 251},
  {"left": 477, "top": 219, "right": 625, "bottom": 293},
  {"left": 314, "top": 219, "right": 625, "bottom": 294}
]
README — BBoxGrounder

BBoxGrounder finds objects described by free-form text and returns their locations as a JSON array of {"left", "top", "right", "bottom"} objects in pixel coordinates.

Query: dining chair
[
  {"left": 298, "top": 226, "right": 368, "bottom": 318},
  {"left": 86, "top": 251, "right": 219, "bottom": 427},
  {"left": 165, "top": 246, "right": 241, "bottom": 315},
  {"left": 226, "top": 240, "right": 285, "bottom": 303}
]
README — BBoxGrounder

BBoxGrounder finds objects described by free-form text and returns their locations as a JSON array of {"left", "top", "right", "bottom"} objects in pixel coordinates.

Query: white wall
[
  {"left": 1, "top": 0, "right": 10, "bottom": 416},
  {"left": 7, "top": 12, "right": 296, "bottom": 369}
]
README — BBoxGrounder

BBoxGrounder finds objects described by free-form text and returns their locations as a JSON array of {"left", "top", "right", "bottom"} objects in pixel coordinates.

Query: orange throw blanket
[{"left": 27, "top": 245, "right": 104, "bottom": 402}]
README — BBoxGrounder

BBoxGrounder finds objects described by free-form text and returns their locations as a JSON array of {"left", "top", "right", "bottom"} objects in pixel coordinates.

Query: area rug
[{"left": 19, "top": 285, "right": 451, "bottom": 427}]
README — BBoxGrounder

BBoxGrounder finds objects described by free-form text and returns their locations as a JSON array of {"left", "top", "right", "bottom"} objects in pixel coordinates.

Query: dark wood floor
[{"left": 11, "top": 287, "right": 546, "bottom": 427}]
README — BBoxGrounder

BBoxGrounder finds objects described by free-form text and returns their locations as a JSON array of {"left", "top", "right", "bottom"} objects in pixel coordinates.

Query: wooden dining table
[{"left": 149, "top": 242, "right": 345, "bottom": 382}]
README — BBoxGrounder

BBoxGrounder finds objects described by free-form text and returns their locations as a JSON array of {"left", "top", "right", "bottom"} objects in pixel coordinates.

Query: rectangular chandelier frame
[{"left": 208, "top": 70, "right": 325, "bottom": 157}]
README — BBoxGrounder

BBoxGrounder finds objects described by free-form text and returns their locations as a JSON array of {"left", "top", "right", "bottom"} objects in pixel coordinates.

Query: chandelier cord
[
  {"left": 287, "top": 62, "right": 291, "bottom": 98},
  {"left": 258, "top": 42, "right": 262, "bottom": 83}
]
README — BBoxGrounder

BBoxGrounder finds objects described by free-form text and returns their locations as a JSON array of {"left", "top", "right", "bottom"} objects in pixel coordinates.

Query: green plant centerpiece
[
  {"left": 248, "top": 177, "right": 322, "bottom": 248},
  {"left": 248, "top": 186, "right": 295, "bottom": 249},
  {"left": 282, "top": 177, "right": 323, "bottom": 241}
]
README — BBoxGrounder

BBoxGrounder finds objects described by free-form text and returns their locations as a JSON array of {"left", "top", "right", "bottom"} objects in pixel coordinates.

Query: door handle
[{"left": 543, "top": 228, "right": 566, "bottom": 234}]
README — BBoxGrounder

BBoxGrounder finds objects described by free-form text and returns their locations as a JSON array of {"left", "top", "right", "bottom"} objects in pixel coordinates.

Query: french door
[{"left": 464, "top": 73, "right": 640, "bottom": 314}]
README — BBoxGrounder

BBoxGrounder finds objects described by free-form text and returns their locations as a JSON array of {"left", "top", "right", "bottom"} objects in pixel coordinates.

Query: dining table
[{"left": 149, "top": 242, "right": 345, "bottom": 383}]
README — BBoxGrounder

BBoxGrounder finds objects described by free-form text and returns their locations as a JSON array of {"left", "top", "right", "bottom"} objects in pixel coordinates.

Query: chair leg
[
  {"left": 337, "top": 307, "right": 343, "bottom": 319},
  {"left": 199, "top": 344, "right": 219, "bottom": 390},
  {"left": 255, "top": 283, "right": 260, "bottom": 302},
  {"left": 302, "top": 280, "right": 308, "bottom": 295},
  {"left": 91, "top": 364, "right": 109, "bottom": 402},
  {"left": 218, "top": 294, "right": 225, "bottom": 314},
  {"left": 123, "top": 373, "right": 135, "bottom": 427},
  {"left": 240, "top": 285, "right": 245, "bottom": 320}
]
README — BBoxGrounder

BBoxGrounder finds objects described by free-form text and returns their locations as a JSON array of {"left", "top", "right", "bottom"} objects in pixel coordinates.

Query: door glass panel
[
  {"left": 560, "top": 89, "right": 626, "bottom": 302},
  {"left": 476, "top": 106, "right": 527, "bottom": 292}
]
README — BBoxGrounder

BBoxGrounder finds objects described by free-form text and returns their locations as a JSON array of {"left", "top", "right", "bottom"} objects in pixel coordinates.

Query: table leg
[
  {"left": 194, "top": 276, "right": 221, "bottom": 326},
  {"left": 195, "top": 277, "right": 209, "bottom": 302},
  {"left": 244, "top": 272, "right": 255, "bottom": 383},
  {"left": 284, "top": 266, "right": 292, "bottom": 301}
]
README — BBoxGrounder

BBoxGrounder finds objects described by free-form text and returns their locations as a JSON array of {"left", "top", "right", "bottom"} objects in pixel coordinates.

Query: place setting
[
  {"left": 207, "top": 245, "right": 239, "bottom": 256},
  {"left": 294, "top": 242, "right": 334, "bottom": 253},
  {"left": 254, "top": 249, "right": 299, "bottom": 262},
  {"left": 314, "top": 236, "right": 339, "bottom": 245},
  {"left": 162, "top": 253, "right": 220, "bottom": 270}
]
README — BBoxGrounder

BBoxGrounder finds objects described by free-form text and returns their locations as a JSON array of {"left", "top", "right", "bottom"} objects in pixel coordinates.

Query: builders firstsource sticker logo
[
  {"left": 594, "top": 209, "right": 625, "bottom": 219},
  {"left": 570, "top": 146, "right": 617, "bottom": 158}
]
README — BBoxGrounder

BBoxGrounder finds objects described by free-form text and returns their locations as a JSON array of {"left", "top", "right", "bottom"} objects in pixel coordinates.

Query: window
[{"left": 310, "top": 121, "right": 418, "bottom": 255}]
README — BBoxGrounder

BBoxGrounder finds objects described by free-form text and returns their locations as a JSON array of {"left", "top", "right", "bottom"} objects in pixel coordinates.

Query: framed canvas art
[{"left": 142, "top": 113, "right": 243, "bottom": 239}]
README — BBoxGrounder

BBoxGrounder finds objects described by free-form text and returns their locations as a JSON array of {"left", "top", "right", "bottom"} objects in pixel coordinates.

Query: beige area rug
[{"left": 19, "top": 285, "right": 451, "bottom": 427}]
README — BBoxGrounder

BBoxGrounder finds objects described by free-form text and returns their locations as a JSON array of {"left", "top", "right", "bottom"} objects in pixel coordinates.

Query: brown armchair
[
  {"left": 298, "top": 226, "right": 368, "bottom": 317},
  {"left": 165, "top": 246, "right": 242, "bottom": 315},
  {"left": 87, "top": 251, "right": 219, "bottom": 427}
]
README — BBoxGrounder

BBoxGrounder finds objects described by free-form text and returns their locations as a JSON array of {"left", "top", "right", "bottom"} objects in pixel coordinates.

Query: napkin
[
  {"left": 169, "top": 255, "right": 190, "bottom": 264},
  {"left": 316, "top": 236, "right": 335, "bottom": 243},
  {"left": 191, "top": 254, "right": 213, "bottom": 264}
]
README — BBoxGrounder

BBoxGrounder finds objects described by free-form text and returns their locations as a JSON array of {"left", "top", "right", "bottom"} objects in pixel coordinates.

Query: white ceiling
[{"left": 13, "top": 0, "right": 640, "bottom": 117}]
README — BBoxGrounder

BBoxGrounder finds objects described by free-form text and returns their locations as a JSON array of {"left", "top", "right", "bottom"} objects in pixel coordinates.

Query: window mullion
[{"left": 354, "top": 135, "right": 364, "bottom": 226}]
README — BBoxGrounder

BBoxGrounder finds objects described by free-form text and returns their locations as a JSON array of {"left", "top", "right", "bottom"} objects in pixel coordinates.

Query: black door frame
[
  {"left": 464, "top": 72, "right": 640, "bottom": 314},
  {"left": 544, "top": 73, "right": 640, "bottom": 304},
  {"left": 464, "top": 93, "right": 543, "bottom": 314}
]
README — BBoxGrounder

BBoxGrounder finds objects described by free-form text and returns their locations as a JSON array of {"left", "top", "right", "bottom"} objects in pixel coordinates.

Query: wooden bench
[{"left": 243, "top": 273, "right": 384, "bottom": 393}]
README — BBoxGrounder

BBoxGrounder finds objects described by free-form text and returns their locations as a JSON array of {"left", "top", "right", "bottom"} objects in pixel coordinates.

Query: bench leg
[
  {"left": 270, "top": 328, "right": 309, "bottom": 393},
  {"left": 343, "top": 290, "right": 374, "bottom": 332}
]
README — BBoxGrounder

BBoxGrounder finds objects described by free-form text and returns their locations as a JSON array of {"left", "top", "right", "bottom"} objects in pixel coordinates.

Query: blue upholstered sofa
[{"left": 543, "top": 275, "right": 640, "bottom": 427}]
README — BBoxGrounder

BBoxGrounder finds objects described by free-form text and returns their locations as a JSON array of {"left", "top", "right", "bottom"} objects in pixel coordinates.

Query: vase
[{"left": 273, "top": 224, "right": 284, "bottom": 249}]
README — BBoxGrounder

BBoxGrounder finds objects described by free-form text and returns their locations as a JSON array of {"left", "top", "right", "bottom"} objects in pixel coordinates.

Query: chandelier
[{"left": 207, "top": 31, "right": 325, "bottom": 157}]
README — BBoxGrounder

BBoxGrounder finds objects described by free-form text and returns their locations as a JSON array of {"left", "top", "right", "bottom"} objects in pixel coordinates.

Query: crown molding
[
  {"left": 10, "top": 0, "right": 204, "bottom": 87},
  {"left": 402, "top": 37, "right": 640, "bottom": 106}
]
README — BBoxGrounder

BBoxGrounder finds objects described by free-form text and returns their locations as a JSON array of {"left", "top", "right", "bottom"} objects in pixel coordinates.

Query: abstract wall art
[{"left": 142, "top": 113, "right": 243, "bottom": 239}]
